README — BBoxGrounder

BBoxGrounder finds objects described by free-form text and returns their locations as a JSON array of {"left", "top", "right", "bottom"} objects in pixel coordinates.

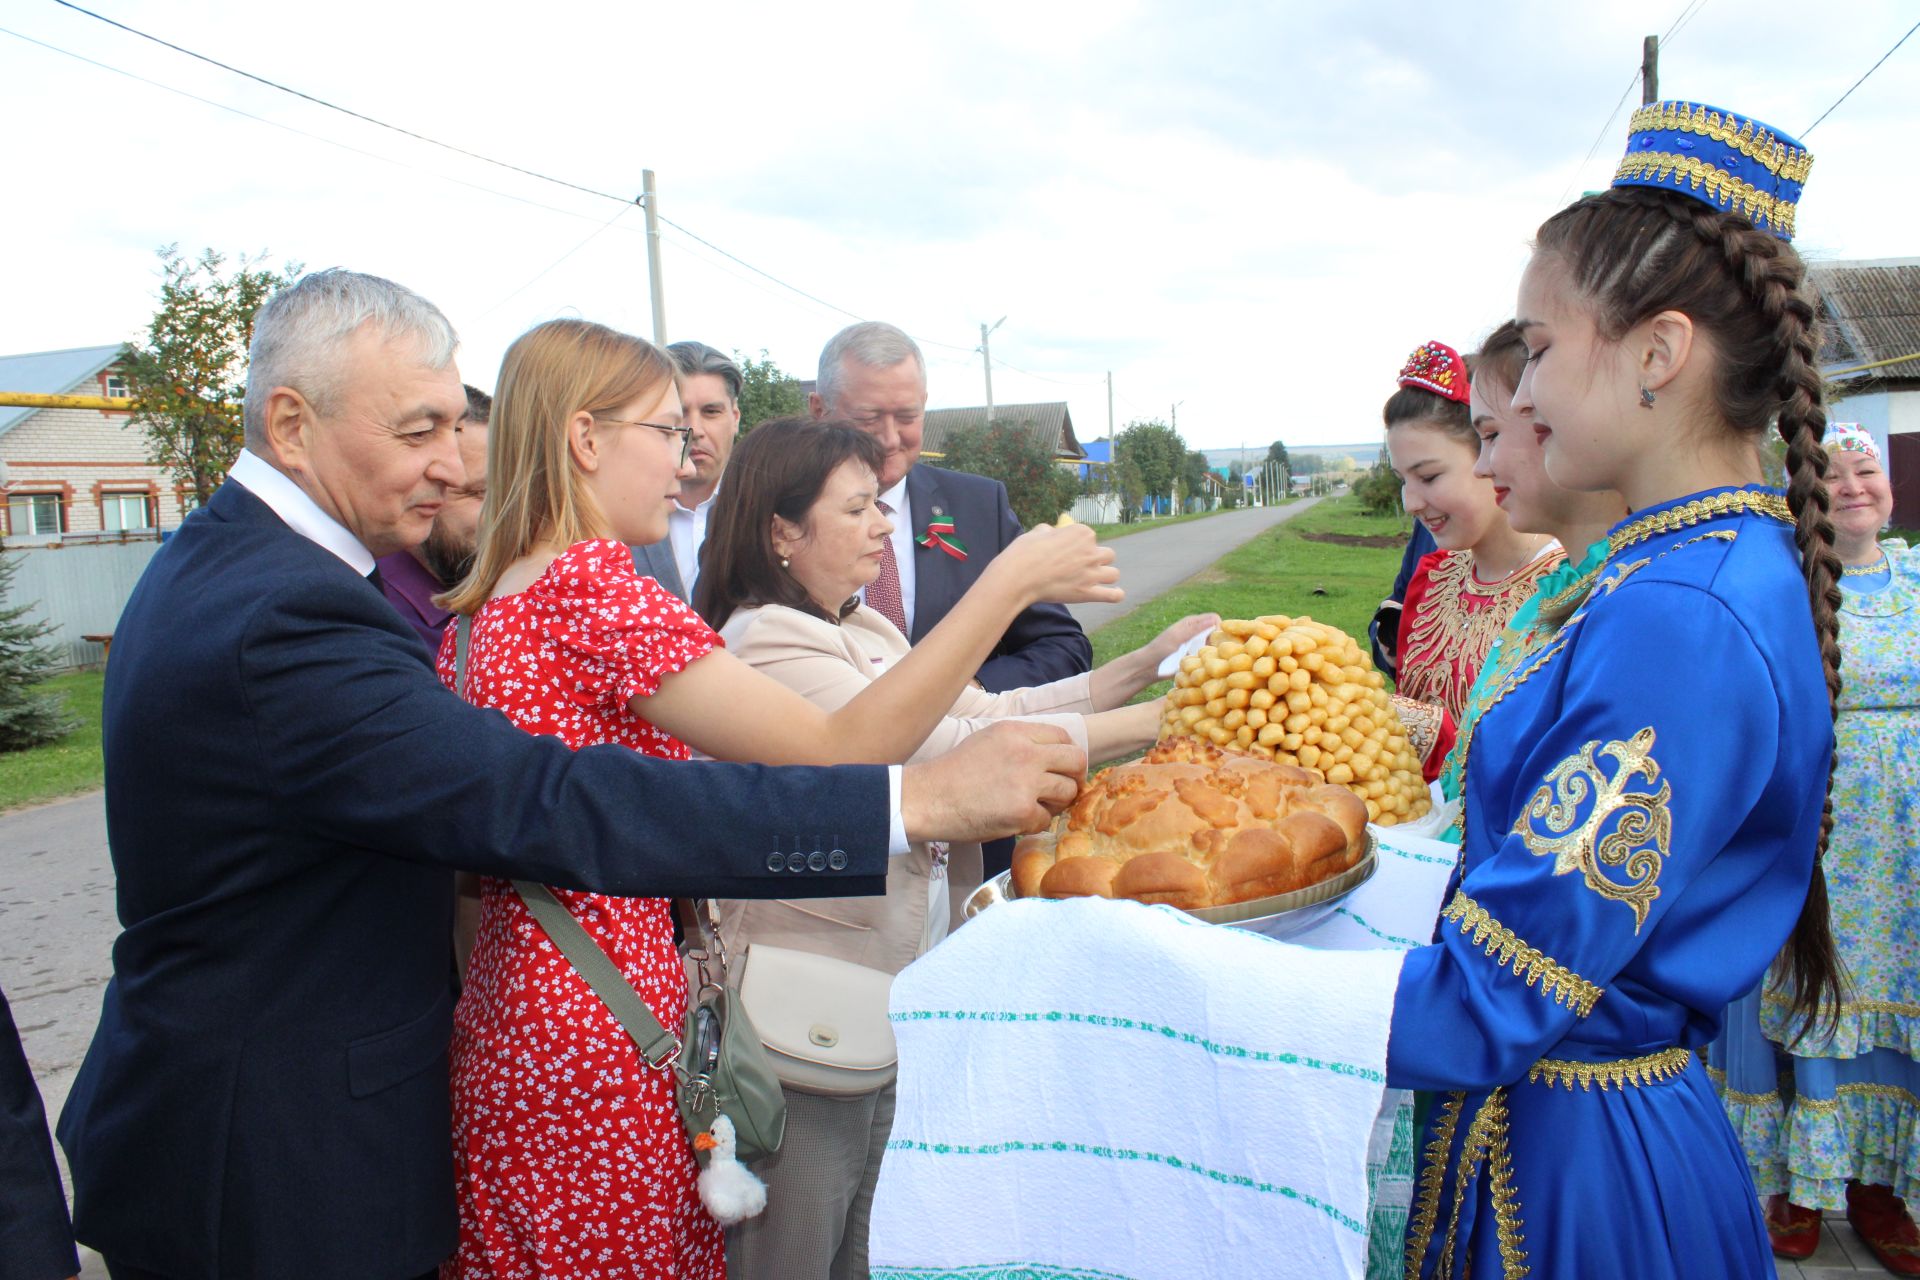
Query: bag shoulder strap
[
  {"left": 513, "top": 881, "right": 682, "bottom": 1069},
  {"left": 456, "top": 618, "right": 680, "bottom": 1071}
]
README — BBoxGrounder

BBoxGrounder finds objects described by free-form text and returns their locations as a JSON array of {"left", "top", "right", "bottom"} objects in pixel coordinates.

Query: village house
[
  {"left": 0, "top": 344, "right": 188, "bottom": 544},
  {"left": 1813, "top": 257, "right": 1920, "bottom": 527}
]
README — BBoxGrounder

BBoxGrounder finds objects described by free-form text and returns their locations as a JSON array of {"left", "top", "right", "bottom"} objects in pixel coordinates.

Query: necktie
[{"left": 867, "top": 500, "right": 909, "bottom": 637}]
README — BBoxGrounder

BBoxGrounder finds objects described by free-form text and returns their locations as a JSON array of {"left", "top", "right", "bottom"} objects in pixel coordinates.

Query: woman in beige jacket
[{"left": 695, "top": 418, "right": 1212, "bottom": 1279}]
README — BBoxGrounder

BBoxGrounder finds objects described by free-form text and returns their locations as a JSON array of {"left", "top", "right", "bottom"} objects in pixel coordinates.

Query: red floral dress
[
  {"left": 1394, "top": 547, "right": 1561, "bottom": 781},
  {"left": 434, "top": 540, "right": 724, "bottom": 1280}
]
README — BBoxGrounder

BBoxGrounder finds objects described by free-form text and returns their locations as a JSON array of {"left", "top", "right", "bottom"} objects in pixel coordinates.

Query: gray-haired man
[{"left": 631, "top": 340, "right": 741, "bottom": 602}]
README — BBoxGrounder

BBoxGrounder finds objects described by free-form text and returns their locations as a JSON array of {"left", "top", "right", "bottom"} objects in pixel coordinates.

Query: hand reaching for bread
[
  {"left": 985, "top": 522, "right": 1123, "bottom": 608},
  {"left": 901, "top": 720, "right": 1088, "bottom": 842}
]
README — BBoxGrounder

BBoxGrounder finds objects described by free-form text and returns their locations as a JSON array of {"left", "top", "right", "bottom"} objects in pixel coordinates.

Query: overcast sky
[{"left": 3, "top": 0, "right": 1915, "bottom": 455}]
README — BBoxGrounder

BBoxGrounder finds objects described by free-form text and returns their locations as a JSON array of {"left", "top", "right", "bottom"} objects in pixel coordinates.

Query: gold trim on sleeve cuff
[{"left": 1442, "top": 891, "right": 1603, "bottom": 1017}]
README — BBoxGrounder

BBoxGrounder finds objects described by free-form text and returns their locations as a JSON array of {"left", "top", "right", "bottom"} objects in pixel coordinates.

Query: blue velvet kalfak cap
[{"left": 1612, "top": 101, "right": 1813, "bottom": 242}]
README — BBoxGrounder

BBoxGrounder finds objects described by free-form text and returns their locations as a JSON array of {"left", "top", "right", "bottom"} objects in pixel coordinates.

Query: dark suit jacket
[
  {"left": 904, "top": 464, "right": 1090, "bottom": 692},
  {"left": 1, "top": 985, "right": 78, "bottom": 1280},
  {"left": 57, "top": 480, "right": 891, "bottom": 1280},
  {"left": 630, "top": 535, "right": 687, "bottom": 603}
]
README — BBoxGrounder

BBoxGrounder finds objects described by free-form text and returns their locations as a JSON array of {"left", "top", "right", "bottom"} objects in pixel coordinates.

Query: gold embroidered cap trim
[
  {"left": 1613, "top": 152, "right": 1800, "bottom": 235},
  {"left": 1625, "top": 102, "right": 1815, "bottom": 183},
  {"left": 1405, "top": 1092, "right": 1465, "bottom": 1280},
  {"left": 1442, "top": 892, "right": 1604, "bottom": 1017},
  {"left": 1527, "top": 1046, "right": 1693, "bottom": 1091},
  {"left": 1608, "top": 490, "right": 1792, "bottom": 558}
]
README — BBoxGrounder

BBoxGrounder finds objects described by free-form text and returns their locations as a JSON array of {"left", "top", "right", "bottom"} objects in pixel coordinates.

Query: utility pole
[
  {"left": 1642, "top": 35, "right": 1658, "bottom": 105},
  {"left": 1106, "top": 371, "right": 1114, "bottom": 443},
  {"left": 642, "top": 170, "right": 667, "bottom": 345},
  {"left": 979, "top": 316, "right": 1005, "bottom": 425}
]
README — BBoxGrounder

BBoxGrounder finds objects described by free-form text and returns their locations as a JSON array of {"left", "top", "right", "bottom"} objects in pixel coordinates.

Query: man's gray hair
[
  {"left": 666, "top": 340, "right": 743, "bottom": 402},
  {"left": 815, "top": 321, "right": 924, "bottom": 411},
  {"left": 243, "top": 268, "right": 459, "bottom": 448}
]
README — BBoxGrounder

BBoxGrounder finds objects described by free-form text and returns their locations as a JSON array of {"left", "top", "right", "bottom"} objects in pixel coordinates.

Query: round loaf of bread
[{"left": 1010, "top": 738, "right": 1371, "bottom": 910}]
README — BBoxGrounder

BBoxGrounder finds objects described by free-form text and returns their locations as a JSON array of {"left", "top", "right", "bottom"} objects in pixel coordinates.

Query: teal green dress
[
  {"left": 1433, "top": 537, "right": 1612, "bottom": 843},
  {"left": 1710, "top": 538, "right": 1920, "bottom": 1210}
]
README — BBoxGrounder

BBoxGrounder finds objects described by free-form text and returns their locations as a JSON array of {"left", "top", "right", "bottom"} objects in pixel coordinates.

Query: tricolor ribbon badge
[{"left": 918, "top": 518, "right": 968, "bottom": 561}]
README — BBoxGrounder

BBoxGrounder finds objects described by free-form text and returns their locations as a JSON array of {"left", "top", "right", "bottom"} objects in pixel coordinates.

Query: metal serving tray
[{"left": 961, "top": 834, "right": 1378, "bottom": 942}]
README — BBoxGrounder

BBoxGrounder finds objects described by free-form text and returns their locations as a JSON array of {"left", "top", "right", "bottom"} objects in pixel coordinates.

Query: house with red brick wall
[{"left": 0, "top": 344, "right": 193, "bottom": 543}]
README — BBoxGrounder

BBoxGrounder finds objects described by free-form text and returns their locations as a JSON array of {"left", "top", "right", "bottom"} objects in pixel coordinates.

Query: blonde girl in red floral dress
[{"left": 433, "top": 319, "right": 1117, "bottom": 1279}]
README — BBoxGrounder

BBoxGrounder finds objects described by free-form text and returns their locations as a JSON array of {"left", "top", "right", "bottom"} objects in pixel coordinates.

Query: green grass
[
  {"left": 1090, "top": 496, "right": 1412, "bottom": 668},
  {"left": 0, "top": 671, "right": 106, "bottom": 812}
]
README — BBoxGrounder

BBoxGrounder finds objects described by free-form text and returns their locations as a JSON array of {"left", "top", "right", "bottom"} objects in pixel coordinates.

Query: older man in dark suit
[
  {"left": 812, "top": 322, "right": 1094, "bottom": 881},
  {"left": 56, "top": 271, "right": 1087, "bottom": 1280}
]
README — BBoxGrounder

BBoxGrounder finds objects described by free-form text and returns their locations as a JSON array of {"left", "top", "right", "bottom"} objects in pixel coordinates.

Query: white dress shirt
[
  {"left": 227, "top": 450, "right": 914, "bottom": 856},
  {"left": 667, "top": 486, "right": 720, "bottom": 598},
  {"left": 860, "top": 476, "right": 917, "bottom": 635}
]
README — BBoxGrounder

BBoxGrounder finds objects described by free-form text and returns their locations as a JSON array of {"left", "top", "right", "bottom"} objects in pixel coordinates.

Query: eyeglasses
[{"left": 596, "top": 416, "right": 694, "bottom": 467}]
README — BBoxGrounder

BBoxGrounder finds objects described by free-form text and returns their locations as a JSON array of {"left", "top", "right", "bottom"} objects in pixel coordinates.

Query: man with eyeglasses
[
  {"left": 810, "top": 321, "right": 1093, "bottom": 888},
  {"left": 631, "top": 341, "right": 741, "bottom": 603}
]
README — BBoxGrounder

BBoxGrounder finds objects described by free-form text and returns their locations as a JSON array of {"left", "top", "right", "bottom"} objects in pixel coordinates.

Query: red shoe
[
  {"left": 1847, "top": 1182, "right": 1920, "bottom": 1277},
  {"left": 1767, "top": 1194, "right": 1822, "bottom": 1260}
]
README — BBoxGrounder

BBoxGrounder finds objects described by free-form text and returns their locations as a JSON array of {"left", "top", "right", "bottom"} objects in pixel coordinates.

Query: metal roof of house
[
  {"left": 1812, "top": 258, "right": 1920, "bottom": 386},
  {"left": 0, "top": 344, "right": 123, "bottom": 438},
  {"left": 922, "top": 401, "right": 1085, "bottom": 460}
]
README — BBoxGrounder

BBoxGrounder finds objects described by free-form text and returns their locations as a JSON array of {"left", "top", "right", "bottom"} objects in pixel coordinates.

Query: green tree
[
  {"left": 1113, "top": 419, "right": 1184, "bottom": 518},
  {"left": 1224, "top": 463, "right": 1245, "bottom": 509},
  {"left": 938, "top": 419, "right": 1079, "bottom": 528},
  {"left": 1353, "top": 447, "right": 1403, "bottom": 515},
  {"left": 0, "top": 553, "right": 73, "bottom": 752},
  {"left": 120, "top": 246, "right": 298, "bottom": 505},
  {"left": 1179, "top": 450, "right": 1213, "bottom": 511},
  {"left": 734, "top": 349, "right": 806, "bottom": 431}
]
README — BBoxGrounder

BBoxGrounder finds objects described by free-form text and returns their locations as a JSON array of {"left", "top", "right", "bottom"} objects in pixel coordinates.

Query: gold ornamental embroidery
[
  {"left": 1401, "top": 551, "right": 1560, "bottom": 722},
  {"left": 1434, "top": 1090, "right": 1529, "bottom": 1280},
  {"left": 1526, "top": 1047, "right": 1692, "bottom": 1091},
  {"left": 1405, "top": 1092, "right": 1465, "bottom": 1280},
  {"left": 1624, "top": 102, "right": 1814, "bottom": 183},
  {"left": 1514, "top": 728, "right": 1672, "bottom": 932},
  {"left": 1442, "top": 892, "right": 1603, "bottom": 1017},
  {"left": 1612, "top": 152, "right": 1800, "bottom": 237},
  {"left": 1608, "top": 490, "right": 1791, "bottom": 557},
  {"left": 1793, "top": 1083, "right": 1920, "bottom": 1115}
]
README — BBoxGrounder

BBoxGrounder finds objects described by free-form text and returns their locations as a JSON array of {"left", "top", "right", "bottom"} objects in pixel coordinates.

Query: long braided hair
[{"left": 1533, "top": 184, "right": 1844, "bottom": 1035}]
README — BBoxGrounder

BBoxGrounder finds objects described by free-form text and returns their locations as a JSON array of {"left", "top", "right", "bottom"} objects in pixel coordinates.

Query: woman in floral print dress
[
  {"left": 433, "top": 319, "right": 1117, "bottom": 1279},
  {"left": 1714, "top": 425, "right": 1920, "bottom": 1273}
]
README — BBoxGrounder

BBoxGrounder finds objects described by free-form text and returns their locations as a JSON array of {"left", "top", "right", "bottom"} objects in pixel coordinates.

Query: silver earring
[{"left": 1639, "top": 386, "right": 1657, "bottom": 409}]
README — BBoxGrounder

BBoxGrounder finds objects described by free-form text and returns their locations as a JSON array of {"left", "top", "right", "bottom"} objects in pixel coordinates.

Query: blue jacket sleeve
[
  {"left": 1385, "top": 581, "right": 1791, "bottom": 1090},
  {"left": 0, "top": 986, "right": 79, "bottom": 1280},
  {"left": 974, "top": 481, "right": 1093, "bottom": 692},
  {"left": 240, "top": 576, "right": 893, "bottom": 900}
]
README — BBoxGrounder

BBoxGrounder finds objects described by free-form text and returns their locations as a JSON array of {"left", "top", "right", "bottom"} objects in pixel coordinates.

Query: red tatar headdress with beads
[{"left": 1397, "top": 340, "right": 1470, "bottom": 406}]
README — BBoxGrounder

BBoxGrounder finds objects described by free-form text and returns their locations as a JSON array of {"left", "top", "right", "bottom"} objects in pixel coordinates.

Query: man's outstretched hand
[{"left": 901, "top": 721, "right": 1086, "bottom": 842}]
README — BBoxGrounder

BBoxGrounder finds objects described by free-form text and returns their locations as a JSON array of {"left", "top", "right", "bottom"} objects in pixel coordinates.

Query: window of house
[
  {"left": 6, "top": 493, "right": 65, "bottom": 537},
  {"left": 105, "top": 373, "right": 130, "bottom": 399},
  {"left": 103, "top": 492, "right": 155, "bottom": 533}
]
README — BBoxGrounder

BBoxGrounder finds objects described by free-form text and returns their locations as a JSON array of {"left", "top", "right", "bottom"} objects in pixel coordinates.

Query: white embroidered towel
[
  {"left": 1284, "top": 826, "right": 1459, "bottom": 953},
  {"left": 868, "top": 896, "right": 1405, "bottom": 1280}
]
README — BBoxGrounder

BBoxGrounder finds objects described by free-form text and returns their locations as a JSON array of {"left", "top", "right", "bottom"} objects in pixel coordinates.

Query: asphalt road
[
  {"left": 1067, "top": 496, "right": 1323, "bottom": 633},
  {"left": 0, "top": 496, "right": 1319, "bottom": 1275}
]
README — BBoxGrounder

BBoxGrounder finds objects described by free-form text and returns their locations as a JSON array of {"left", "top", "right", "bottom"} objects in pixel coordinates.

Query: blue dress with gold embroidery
[{"left": 1386, "top": 487, "right": 1832, "bottom": 1279}]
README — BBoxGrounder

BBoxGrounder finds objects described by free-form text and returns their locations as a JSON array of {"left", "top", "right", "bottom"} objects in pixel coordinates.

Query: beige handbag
[{"left": 734, "top": 942, "right": 899, "bottom": 1097}]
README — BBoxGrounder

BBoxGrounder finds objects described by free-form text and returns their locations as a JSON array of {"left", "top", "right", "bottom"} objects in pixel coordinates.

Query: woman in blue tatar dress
[{"left": 1386, "top": 101, "right": 1846, "bottom": 1279}]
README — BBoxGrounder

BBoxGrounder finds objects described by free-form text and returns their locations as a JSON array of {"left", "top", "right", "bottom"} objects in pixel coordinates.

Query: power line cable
[
  {"left": 1554, "top": 0, "right": 1709, "bottom": 205},
  {"left": 1803, "top": 18, "right": 1920, "bottom": 135},
  {"left": 479, "top": 202, "right": 636, "bottom": 319}
]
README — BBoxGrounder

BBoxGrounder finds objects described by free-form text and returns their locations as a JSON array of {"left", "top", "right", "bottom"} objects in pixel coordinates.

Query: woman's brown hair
[
  {"left": 441, "top": 319, "right": 676, "bottom": 616},
  {"left": 1383, "top": 378, "right": 1477, "bottom": 452},
  {"left": 1533, "top": 183, "right": 1844, "bottom": 1034},
  {"left": 1472, "top": 320, "right": 1529, "bottom": 403},
  {"left": 693, "top": 416, "right": 886, "bottom": 633}
]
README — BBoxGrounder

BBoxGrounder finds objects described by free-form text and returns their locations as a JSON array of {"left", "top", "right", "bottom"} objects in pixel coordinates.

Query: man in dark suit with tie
[
  {"left": 631, "top": 341, "right": 740, "bottom": 603},
  {"left": 56, "top": 271, "right": 1086, "bottom": 1280},
  {"left": 810, "top": 321, "right": 1094, "bottom": 878}
]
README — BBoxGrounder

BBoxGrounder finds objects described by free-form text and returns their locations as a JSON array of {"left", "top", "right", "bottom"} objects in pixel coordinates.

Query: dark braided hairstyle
[{"left": 1533, "top": 184, "right": 1844, "bottom": 1035}]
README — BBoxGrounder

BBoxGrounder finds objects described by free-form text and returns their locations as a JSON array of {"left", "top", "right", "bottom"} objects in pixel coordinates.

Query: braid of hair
[{"left": 1675, "top": 198, "right": 1846, "bottom": 1035}]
